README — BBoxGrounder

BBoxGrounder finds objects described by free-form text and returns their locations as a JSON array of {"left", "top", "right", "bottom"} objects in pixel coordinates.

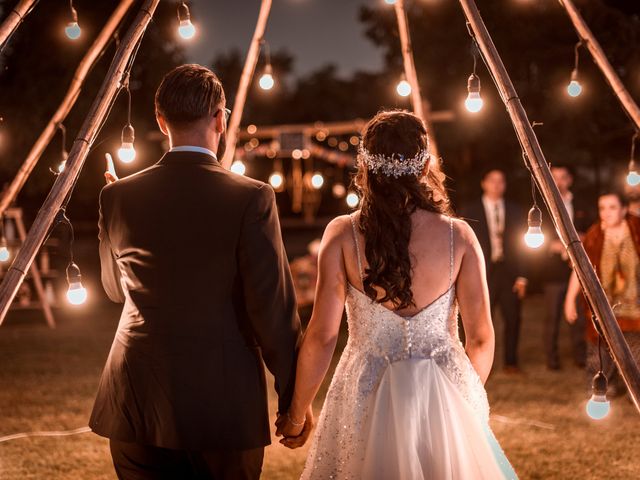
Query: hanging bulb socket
[
  {"left": 121, "top": 123, "right": 135, "bottom": 144},
  {"left": 467, "top": 73, "right": 481, "bottom": 94},
  {"left": 178, "top": 2, "right": 190, "bottom": 21}
]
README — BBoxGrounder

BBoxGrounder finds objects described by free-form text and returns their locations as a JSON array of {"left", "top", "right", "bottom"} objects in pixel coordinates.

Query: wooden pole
[
  {"left": 458, "top": 0, "right": 640, "bottom": 414},
  {"left": 0, "top": 0, "right": 37, "bottom": 50},
  {"left": 558, "top": 0, "right": 640, "bottom": 131},
  {"left": 221, "top": 0, "right": 273, "bottom": 169},
  {"left": 0, "top": 0, "right": 136, "bottom": 218},
  {"left": 393, "top": 0, "right": 439, "bottom": 159},
  {"left": 0, "top": 0, "right": 160, "bottom": 325}
]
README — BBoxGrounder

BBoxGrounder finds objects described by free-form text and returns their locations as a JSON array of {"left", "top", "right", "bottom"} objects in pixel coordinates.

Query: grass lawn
[{"left": 0, "top": 295, "right": 639, "bottom": 479}]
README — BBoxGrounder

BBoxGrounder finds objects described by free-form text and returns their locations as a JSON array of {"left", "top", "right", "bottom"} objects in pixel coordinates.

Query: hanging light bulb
[
  {"left": 346, "top": 192, "right": 360, "bottom": 208},
  {"left": 465, "top": 73, "right": 484, "bottom": 113},
  {"left": 65, "top": 2, "right": 81, "bottom": 40},
  {"left": 0, "top": 238, "right": 9, "bottom": 262},
  {"left": 524, "top": 205, "right": 545, "bottom": 249},
  {"left": 117, "top": 124, "right": 136, "bottom": 163},
  {"left": 311, "top": 172, "right": 324, "bottom": 189},
  {"left": 396, "top": 78, "right": 411, "bottom": 97},
  {"left": 259, "top": 64, "right": 275, "bottom": 90},
  {"left": 177, "top": 2, "right": 196, "bottom": 40},
  {"left": 66, "top": 262, "right": 87, "bottom": 306},
  {"left": 586, "top": 371, "right": 610, "bottom": 420},
  {"left": 269, "top": 171, "right": 284, "bottom": 190},
  {"left": 231, "top": 160, "right": 246, "bottom": 176},
  {"left": 626, "top": 133, "right": 640, "bottom": 186},
  {"left": 567, "top": 41, "right": 583, "bottom": 98}
]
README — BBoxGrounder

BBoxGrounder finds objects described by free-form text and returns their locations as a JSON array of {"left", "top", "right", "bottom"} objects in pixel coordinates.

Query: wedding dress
[{"left": 300, "top": 215, "right": 517, "bottom": 479}]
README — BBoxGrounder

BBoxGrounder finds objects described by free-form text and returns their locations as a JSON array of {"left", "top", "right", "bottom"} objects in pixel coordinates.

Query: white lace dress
[{"left": 300, "top": 216, "right": 517, "bottom": 479}]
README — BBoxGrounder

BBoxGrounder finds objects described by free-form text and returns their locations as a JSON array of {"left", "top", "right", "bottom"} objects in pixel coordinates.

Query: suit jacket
[
  {"left": 89, "top": 151, "right": 302, "bottom": 451},
  {"left": 459, "top": 198, "right": 527, "bottom": 280}
]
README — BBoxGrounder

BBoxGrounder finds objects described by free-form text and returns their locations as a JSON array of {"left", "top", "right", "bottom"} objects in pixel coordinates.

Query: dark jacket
[
  {"left": 459, "top": 198, "right": 527, "bottom": 280},
  {"left": 89, "top": 151, "right": 302, "bottom": 450}
]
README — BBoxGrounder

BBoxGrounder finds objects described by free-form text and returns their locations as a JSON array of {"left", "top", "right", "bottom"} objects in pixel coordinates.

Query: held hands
[{"left": 275, "top": 406, "right": 314, "bottom": 449}]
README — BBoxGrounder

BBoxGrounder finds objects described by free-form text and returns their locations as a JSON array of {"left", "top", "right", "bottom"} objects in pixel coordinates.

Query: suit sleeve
[
  {"left": 237, "top": 184, "right": 302, "bottom": 413},
  {"left": 98, "top": 187, "right": 125, "bottom": 303}
]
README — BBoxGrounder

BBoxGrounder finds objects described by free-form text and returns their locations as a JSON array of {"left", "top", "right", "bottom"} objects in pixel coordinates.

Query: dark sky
[{"left": 183, "top": 0, "right": 384, "bottom": 77}]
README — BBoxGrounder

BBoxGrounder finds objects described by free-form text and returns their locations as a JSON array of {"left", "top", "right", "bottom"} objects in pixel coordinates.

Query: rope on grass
[{"left": 0, "top": 426, "right": 91, "bottom": 443}]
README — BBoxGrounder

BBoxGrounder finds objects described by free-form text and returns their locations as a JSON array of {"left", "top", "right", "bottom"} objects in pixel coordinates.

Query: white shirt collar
[{"left": 169, "top": 145, "right": 217, "bottom": 159}]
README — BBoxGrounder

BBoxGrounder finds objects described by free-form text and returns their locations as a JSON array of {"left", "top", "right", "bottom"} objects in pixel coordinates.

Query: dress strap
[
  {"left": 449, "top": 216, "right": 454, "bottom": 289},
  {"left": 349, "top": 213, "right": 365, "bottom": 285}
]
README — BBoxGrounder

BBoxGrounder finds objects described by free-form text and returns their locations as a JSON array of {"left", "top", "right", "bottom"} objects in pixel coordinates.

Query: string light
[
  {"left": 231, "top": 159, "right": 246, "bottom": 175},
  {"left": 346, "top": 192, "right": 360, "bottom": 208},
  {"left": 465, "top": 43, "right": 484, "bottom": 113},
  {"left": 524, "top": 176, "right": 545, "bottom": 249},
  {"left": 177, "top": 2, "right": 196, "bottom": 40},
  {"left": 567, "top": 41, "right": 583, "bottom": 98},
  {"left": 311, "top": 172, "right": 324, "bottom": 189},
  {"left": 65, "top": 1, "right": 81, "bottom": 40},
  {"left": 626, "top": 132, "right": 640, "bottom": 187},
  {"left": 117, "top": 76, "right": 136, "bottom": 163},
  {"left": 259, "top": 40, "right": 275, "bottom": 91},
  {"left": 269, "top": 159, "right": 285, "bottom": 191},
  {"left": 57, "top": 211, "right": 87, "bottom": 306},
  {"left": 586, "top": 336, "right": 610, "bottom": 420},
  {"left": 396, "top": 76, "right": 411, "bottom": 97},
  {"left": 0, "top": 217, "right": 9, "bottom": 263}
]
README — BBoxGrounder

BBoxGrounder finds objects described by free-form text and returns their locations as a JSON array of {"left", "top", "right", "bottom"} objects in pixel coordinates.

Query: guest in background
[
  {"left": 460, "top": 168, "right": 527, "bottom": 373},
  {"left": 564, "top": 191, "right": 640, "bottom": 395},
  {"left": 541, "top": 164, "right": 592, "bottom": 370}
]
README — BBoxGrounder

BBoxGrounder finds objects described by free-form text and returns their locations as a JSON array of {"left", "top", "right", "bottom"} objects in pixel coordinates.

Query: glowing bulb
[
  {"left": 66, "top": 262, "right": 87, "bottom": 306},
  {"left": 231, "top": 160, "right": 246, "bottom": 175},
  {"left": 396, "top": 79, "right": 411, "bottom": 97},
  {"left": 259, "top": 64, "right": 275, "bottom": 91},
  {"left": 118, "top": 124, "right": 136, "bottom": 163},
  {"left": 311, "top": 172, "right": 324, "bottom": 189},
  {"left": 346, "top": 192, "right": 360, "bottom": 208},
  {"left": 65, "top": 21, "right": 81, "bottom": 40},
  {"left": 586, "top": 394, "right": 610, "bottom": 420},
  {"left": 567, "top": 74, "right": 582, "bottom": 97},
  {"left": 178, "top": 19, "right": 196, "bottom": 40},
  {"left": 57, "top": 160, "right": 67, "bottom": 173},
  {"left": 465, "top": 92, "right": 484, "bottom": 113},
  {"left": 332, "top": 183, "right": 346, "bottom": 198},
  {"left": 0, "top": 246, "right": 9, "bottom": 262},
  {"left": 524, "top": 226, "right": 545, "bottom": 249},
  {"left": 66, "top": 281, "right": 88, "bottom": 305},
  {"left": 627, "top": 171, "right": 640, "bottom": 186},
  {"left": 269, "top": 172, "right": 284, "bottom": 190}
]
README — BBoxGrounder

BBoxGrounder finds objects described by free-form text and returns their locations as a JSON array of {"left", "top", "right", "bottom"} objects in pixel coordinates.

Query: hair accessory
[{"left": 358, "top": 144, "right": 429, "bottom": 178}]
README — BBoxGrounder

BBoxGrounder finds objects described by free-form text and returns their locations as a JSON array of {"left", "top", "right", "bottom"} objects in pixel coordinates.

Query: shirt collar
[{"left": 169, "top": 145, "right": 217, "bottom": 159}]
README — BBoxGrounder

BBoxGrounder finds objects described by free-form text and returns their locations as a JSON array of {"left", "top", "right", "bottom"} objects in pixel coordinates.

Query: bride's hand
[{"left": 276, "top": 406, "right": 314, "bottom": 449}]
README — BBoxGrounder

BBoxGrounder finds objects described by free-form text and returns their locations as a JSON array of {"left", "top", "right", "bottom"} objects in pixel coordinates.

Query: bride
[{"left": 276, "top": 110, "right": 517, "bottom": 479}]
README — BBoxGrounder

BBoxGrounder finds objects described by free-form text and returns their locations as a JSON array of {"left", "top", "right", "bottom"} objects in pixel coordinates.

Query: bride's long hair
[{"left": 354, "top": 110, "right": 452, "bottom": 310}]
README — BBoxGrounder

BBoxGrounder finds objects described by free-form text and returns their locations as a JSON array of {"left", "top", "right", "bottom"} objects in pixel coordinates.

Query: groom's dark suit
[{"left": 90, "top": 150, "right": 301, "bottom": 477}]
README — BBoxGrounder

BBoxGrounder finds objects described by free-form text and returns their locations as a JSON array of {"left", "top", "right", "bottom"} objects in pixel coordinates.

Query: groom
[{"left": 90, "top": 64, "right": 302, "bottom": 479}]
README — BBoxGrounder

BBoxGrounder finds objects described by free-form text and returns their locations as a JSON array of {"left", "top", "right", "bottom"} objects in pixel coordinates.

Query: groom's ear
[{"left": 156, "top": 113, "right": 169, "bottom": 136}]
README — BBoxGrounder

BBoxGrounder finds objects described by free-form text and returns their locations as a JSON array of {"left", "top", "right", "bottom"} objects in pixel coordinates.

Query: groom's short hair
[{"left": 155, "top": 64, "right": 225, "bottom": 127}]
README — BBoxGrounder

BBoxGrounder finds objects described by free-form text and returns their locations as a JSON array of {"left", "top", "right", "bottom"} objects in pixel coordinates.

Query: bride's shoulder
[
  {"left": 320, "top": 214, "right": 357, "bottom": 245},
  {"left": 450, "top": 216, "right": 482, "bottom": 253}
]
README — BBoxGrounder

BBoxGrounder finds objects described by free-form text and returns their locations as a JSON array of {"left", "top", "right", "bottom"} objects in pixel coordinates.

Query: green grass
[{"left": 0, "top": 296, "right": 639, "bottom": 479}]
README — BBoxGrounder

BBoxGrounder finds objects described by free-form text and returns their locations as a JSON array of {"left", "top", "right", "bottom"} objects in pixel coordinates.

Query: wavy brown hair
[{"left": 354, "top": 110, "right": 452, "bottom": 310}]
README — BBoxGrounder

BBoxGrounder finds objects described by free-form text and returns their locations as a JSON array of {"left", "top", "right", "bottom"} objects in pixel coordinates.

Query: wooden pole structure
[
  {"left": 0, "top": 0, "right": 160, "bottom": 325},
  {"left": 0, "top": 0, "right": 37, "bottom": 50},
  {"left": 393, "top": 0, "right": 439, "bottom": 159},
  {"left": 221, "top": 0, "right": 273, "bottom": 169},
  {"left": 558, "top": 0, "right": 640, "bottom": 131},
  {"left": 0, "top": 0, "right": 136, "bottom": 218},
  {"left": 458, "top": 0, "right": 640, "bottom": 414}
]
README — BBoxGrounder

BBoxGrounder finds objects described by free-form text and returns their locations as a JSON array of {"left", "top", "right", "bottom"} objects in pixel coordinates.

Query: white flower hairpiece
[{"left": 358, "top": 144, "right": 430, "bottom": 178}]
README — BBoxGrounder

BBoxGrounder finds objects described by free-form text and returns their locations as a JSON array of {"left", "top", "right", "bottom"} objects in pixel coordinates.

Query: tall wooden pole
[
  {"left": 0, "top": 0, "right": 136, "bottom": 218},
  {"left": 0, "top": 0, "right": 160, "bottom": 325},
  {"left": 458, "top": 0, "right": 640, "bottom": 414},
  {"left": 558, "top": 0, "right": 640, "bottom": 131},
  {"left": 0, "top": 0, "right": 37, "bottom": 50},
  {"left": 221, "top": 0, "right": 272, "bottom": 169}
]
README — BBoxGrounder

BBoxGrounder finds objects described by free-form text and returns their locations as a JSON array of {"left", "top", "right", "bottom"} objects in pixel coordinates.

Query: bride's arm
[
  {"left": 456, "top": 222, "right": 495, "bottom": 384},
  {"left": 284, "top": 218, "right": 348, "bottom": 437}
]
